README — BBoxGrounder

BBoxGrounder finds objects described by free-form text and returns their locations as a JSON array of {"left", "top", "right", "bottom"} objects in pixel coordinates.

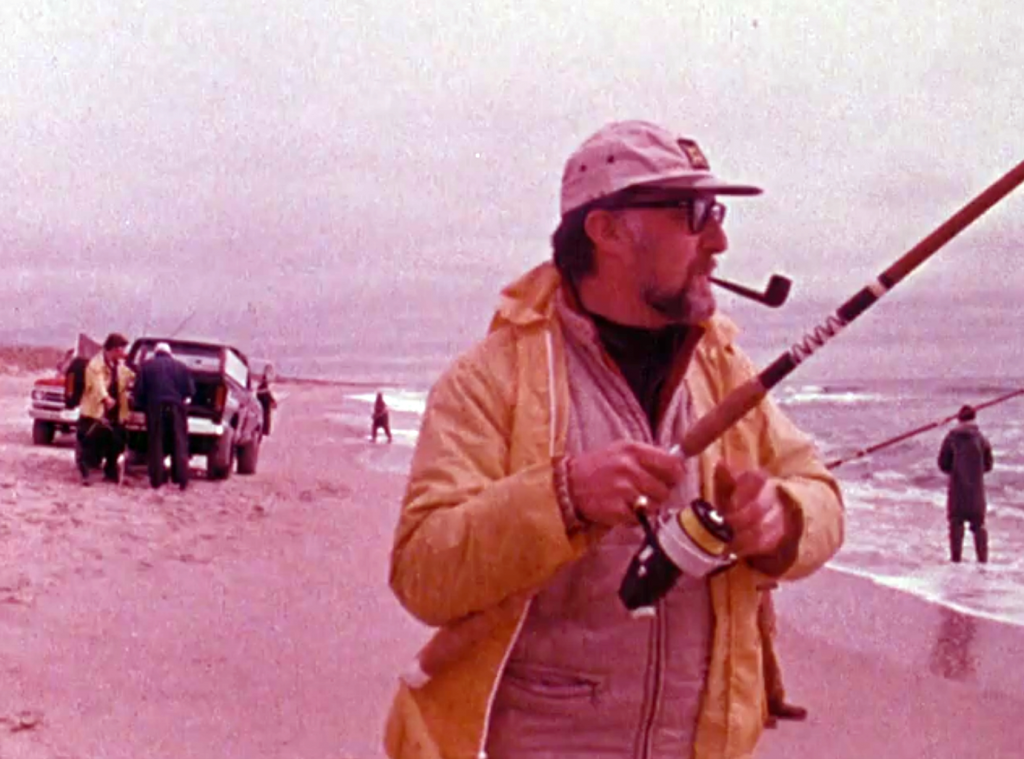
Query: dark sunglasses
[{"left": 614, "top": 197, "right": 726, "bottom": 234}]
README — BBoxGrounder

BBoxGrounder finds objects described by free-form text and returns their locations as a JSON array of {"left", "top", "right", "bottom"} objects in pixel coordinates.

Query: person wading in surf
[{"left": 938, "top": 405, "right": 994, "bottom": 563}]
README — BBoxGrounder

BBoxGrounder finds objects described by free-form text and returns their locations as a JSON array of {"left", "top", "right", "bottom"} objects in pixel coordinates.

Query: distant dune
[
  {"left": 0, "top": 343, "right": 65, "bottom": 374},
  {"left": 0, "top": 343, "right": 304, "bottom": 387}
]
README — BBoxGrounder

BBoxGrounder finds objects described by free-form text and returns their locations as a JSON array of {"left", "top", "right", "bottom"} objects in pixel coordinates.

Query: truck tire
[
  {"left": 236, "top": 431, "right": 260, "bottom": 475},
  {"left": 32, "top": 420, "right": 56, "bottom": 446},
  {"left": 207, "top": 428, "right": 234, "bottom": 480}
]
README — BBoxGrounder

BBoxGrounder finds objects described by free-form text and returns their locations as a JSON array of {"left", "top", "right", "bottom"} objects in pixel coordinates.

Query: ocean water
[{"left": 304, "top": 289, "right": 1024, "bottom": 628}]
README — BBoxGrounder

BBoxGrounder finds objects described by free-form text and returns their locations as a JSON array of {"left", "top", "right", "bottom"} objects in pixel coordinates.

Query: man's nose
[{"left": 700, "top": 219, "right": 728, "bottom": 254}]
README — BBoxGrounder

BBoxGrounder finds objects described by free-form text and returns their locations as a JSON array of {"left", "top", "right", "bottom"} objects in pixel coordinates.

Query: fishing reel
[{"left": 618, "top": 498, "right": 735, "bottom": 616}]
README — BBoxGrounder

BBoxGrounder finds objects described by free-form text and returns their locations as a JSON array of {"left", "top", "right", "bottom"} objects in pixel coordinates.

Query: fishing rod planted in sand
[
  {"left": 825, "top": 387, "right": 1024, "bottom": 470},
  {"left": 402, "top": 158, "right": 1024, "bottom": 689}
]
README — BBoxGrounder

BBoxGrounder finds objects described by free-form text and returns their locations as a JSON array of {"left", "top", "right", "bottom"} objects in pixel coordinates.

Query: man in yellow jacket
[
  {"left": 386, "top": 120, "right": 844, "bottom": 759},
  {"left": 77, "top": 332, "right": 134, "bottom": 485}
]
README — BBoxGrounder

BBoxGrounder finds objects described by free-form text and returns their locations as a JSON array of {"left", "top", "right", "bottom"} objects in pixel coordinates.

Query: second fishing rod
[{"left": 825, "top": 387, "right": 1024, "bottom": 471}]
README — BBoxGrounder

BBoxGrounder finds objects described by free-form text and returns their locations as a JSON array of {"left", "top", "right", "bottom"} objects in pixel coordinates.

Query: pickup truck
[
  {"left": 28, "top": 375, "right": 79, "bottom": 445},
  {"left": 123, "top": 337, "right": 265, "bottom": 479},
  {"left": 27, "top": 334, "right": 101, "bottom": 446}
]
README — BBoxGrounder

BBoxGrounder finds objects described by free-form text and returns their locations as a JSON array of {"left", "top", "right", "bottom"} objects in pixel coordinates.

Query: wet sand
[
  {"left": 756, "top": 570, "right": 1024, "bottom": 758},
  {"left": 3, "top": 355, "right": 1023, "bottom": 759}
]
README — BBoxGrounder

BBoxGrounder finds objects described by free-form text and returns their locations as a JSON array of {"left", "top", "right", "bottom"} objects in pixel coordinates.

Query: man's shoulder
[
  {"left": 433, "top": 327, "right": 526, "bottom": 398},
  {"left": 701, "top": 311, "right": 741, "bottom": 346},
  {"left": 451, "top": 329, "right": 510, "bottom": 368},
  {"left": 83, "top": 353, "right": 109, "bottom": 385}
]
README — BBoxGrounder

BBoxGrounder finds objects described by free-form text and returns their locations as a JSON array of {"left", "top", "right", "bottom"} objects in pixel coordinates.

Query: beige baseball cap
[{"left": 560, "top": 120, "right": 762, "bottom": 216}]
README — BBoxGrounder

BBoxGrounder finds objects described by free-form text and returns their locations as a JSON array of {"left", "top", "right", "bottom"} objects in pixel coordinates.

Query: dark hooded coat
[{"left": 938, "top": 422, "right": 993, "bottom": 520}]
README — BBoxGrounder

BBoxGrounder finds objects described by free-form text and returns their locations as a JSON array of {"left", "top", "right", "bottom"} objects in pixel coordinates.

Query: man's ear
[{"left": 583, "top": 209, "right": 629, "bottom": 260}]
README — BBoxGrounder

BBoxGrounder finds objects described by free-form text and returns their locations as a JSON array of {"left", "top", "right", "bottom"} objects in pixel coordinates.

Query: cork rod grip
[{"left": 680, "top": 378, "right": 767, "bottom": 459}]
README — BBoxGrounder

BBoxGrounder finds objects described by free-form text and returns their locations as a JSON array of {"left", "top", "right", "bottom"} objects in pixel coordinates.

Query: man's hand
[
  {"left": 567, "top": 440, "right": 684, "bottom": 527},
  {"left": 102, "top": 397, "right": 116, "bottom": 412},
  {"left": 713, "top": 462, "right": 798, "bottom": 562}
]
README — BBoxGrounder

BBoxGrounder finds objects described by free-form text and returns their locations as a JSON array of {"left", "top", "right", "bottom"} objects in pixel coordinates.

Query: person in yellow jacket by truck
[
  {"left": 77, "top": 332, "right": 134, "bottom": 485},
  {"left": 386, "top": 120, "right": 844, "bottom": 759}
]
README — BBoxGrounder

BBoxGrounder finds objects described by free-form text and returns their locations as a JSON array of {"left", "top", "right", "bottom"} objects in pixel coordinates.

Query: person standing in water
[{"left": 938, "top": 405, "right": 994, "bottom": 563}]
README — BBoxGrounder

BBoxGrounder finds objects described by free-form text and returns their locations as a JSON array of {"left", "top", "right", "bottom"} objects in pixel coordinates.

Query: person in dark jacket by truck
[
  {"left": 257, "top": 366, "right": 278, "bottom": 436},
  {"left": 133, "top": 342, "right": 196, "bottom": 490},
  {"left": 938, "top": 405, "right": 994, "bottom": 563}
]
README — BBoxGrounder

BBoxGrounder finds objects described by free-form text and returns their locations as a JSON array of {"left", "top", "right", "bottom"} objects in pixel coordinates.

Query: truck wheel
[
  {"left": 207, "top": 428, "right": 235, "bottom": 480},
  {"left": 236, "top": 431, "right": 260, "bottom": 475},
  {"left": 32, "top": 420, "right": 56, "bottom": 446}
]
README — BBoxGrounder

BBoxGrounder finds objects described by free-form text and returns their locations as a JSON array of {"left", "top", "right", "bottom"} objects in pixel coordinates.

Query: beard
[
  {"left": 644, "top": 286, "right": 714, "bottom": 323},
  {"left": 623, "top": 215, "right": 716, "bottom": 324},
  {"left": 643, "top": 269, "right": 716, "bottom": 324}
]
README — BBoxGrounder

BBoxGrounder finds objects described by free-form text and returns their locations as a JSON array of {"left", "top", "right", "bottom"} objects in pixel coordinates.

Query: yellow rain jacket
[
  {"left": 80, "top": 352, "right": 134, "bottom": 423},
  {"left": 387, "top": 262, "right": 844, "bottom": 759}
]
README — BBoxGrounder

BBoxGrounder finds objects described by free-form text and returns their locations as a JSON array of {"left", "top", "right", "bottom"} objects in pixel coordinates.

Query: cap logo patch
[{"left": 677, "top": 139, "right": 710, "bottom": 170}]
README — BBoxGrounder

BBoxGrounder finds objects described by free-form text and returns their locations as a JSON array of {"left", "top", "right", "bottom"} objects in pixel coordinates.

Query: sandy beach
[
  {"left": 2, "top": 352, "right": 1023, "bottom": 759},
  {"left": 0, "top": 360, "right": 429, "bottom": 759}
]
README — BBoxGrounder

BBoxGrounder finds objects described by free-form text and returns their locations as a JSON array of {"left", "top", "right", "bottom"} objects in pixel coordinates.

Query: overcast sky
[{"left": 2, "top": 0, "right": 1022, "bottom": 344}]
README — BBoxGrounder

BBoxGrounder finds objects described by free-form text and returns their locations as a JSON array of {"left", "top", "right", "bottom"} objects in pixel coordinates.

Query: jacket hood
[{"left": 487, "top": 261, "right": 741, "bottom": 347}]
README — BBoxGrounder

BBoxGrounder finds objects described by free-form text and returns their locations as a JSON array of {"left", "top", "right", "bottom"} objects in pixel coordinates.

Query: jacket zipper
[{"left": 638, "top": 386, "right": 686, "bottom": 758}]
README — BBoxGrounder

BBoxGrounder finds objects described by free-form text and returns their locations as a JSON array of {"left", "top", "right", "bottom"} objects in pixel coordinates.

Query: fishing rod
[
  {"left": 169, "top": 309, "right": 196, "bottom": 338},
  {"left": 682, "top": 159, "right": 1024, "bottom": 456},
  {"left": 403, "top": 158, "right": 1024, "bottom": 688},
  {"left": 825, "top": 387, "right": 1024, "bottom": 470}
]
